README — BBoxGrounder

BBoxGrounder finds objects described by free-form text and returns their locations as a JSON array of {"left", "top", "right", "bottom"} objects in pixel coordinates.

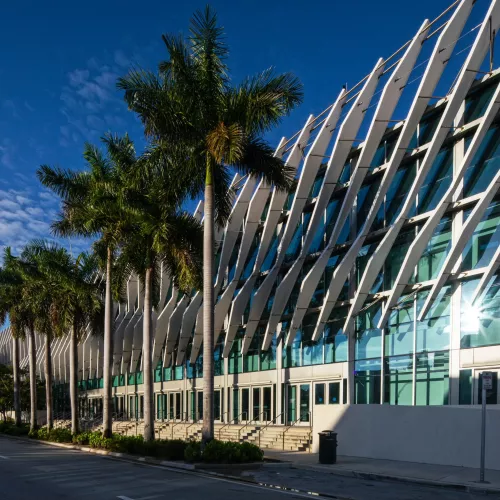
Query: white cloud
[{"left": 114, "top": 50, "right": 130, "bottom": 68}]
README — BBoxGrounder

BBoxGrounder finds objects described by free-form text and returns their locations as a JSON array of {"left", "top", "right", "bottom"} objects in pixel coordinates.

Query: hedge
[{"left": 1, "top": 423, "right": 263, "bottom": 463}]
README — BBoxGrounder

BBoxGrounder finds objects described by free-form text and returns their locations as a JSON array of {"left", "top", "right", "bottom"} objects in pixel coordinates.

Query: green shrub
[
  {"left": 185, "top": 439, "right": 263, "bottom": 463},
  {"left": 184, "top": 441, "right": 202, "bottom": 462},
  {"left": 48, "top": 428, "right": 72, "bottom": 443},
  {"left": 72, "top": 432, "right": 91, "bottom": 445}
]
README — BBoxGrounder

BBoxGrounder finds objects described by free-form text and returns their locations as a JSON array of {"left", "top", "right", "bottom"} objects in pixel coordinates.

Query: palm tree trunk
[
  {"left": 202, "top": 159, "right": 214, "bottom": 443},
  {"left": 28, "top": 326, "right": 38, "bottom": 431},
  {"left": 12, "top": 336, "right": 21, "bottom": 426},
  {"left": 70, "top": 322, "right": 79, "bottom": 435},
  {"left": 143, "top": 267, "right": 154, "bottom": 442},
  {"left": 45, "top": 333, "right": 53, "bottom": 430},
  {"left": 103, "top": 246, "right": 113, "bottom": 438}
]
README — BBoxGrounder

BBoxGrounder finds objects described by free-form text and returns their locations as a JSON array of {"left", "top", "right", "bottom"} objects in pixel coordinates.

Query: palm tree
[
  {"left": 20, "top": 241, "right": 77, "bottom": 430},
  {"left": 38, "top": 247, "right": 104, "bottom": 435},
  {"left": 37, "top": 134, "right": 134, "bottom": 438},
  {"left": 0, "top": 248, "right": 38, "bottom": 430},
  {"left": 117, "top": 6, "right": 303, "bottom": 441},
  {"left": 116, "top": 148, "right": 203, "bottom": 441}
]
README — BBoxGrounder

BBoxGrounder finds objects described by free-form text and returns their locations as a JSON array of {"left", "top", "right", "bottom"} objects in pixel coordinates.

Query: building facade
[{"left": 2, "top": 0, "right": 500, "bottom": 437}]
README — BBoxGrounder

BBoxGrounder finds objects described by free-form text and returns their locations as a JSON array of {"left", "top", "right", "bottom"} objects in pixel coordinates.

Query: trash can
[{"left": 318, "top": 430, "right": 337, "bottom": 464}]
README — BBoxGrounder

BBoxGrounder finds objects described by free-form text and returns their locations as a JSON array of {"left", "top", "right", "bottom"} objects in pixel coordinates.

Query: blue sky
[{"left": 0, "top": 0, "right": 487, "bottom": 257}]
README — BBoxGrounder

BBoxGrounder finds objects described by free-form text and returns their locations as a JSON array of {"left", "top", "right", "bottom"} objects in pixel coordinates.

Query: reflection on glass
[
  {"left": 417, "top": 216, "right": 451, "bottom": 281},
  {"left": 415, "top": 351, "right": 449, "bottom": 405},
  {"left": 416, "top": 286, "right": 451, "bottom": 352},
  {"left": 460, "top": 274, "right": 500, "bottom": 348},
  {"left": 418, "top": 147, "right": 453, "bottom": 214},
  {"left": 384, "top": 355, "right": 413, "bottom": 405},
  {"left": 385, "top": 295, "right": 414, "bottom": 356},
  {"left": 462, "top": 202, "right": 500, "bottom": 271}
]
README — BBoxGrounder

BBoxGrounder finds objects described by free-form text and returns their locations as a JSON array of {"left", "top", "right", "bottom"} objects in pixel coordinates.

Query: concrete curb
[
  {"left": 3, "top": 435, "right": 497, "bottom": 497},
  {"left": 293, "top": 463, "right": 500, "bottom": 495}
]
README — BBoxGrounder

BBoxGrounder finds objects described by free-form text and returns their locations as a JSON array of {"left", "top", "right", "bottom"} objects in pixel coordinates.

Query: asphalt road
[{"left": 0, "top": 437, "right": 497, "bottom": 500}]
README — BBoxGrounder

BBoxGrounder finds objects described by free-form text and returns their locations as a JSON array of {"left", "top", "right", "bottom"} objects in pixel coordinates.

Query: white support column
[
  {"left": 378, "top": 0, "right": 500, "bottom": 329},
  {"left": 342, "top": 0, "right": 476, "bottom": 334},
  {"left": 418, "top": 170, "right": 500, "bottom": 319},
  {"left": 278, "top": 57, "right": 386, "bottom": 348}
]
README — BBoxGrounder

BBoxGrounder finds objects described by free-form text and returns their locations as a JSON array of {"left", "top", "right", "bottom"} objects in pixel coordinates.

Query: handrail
[
  {"left": 238, "top": 411, "right": 268, "bottom": 441},
  {"left": 185, "top": 419, "right": 200, "bottom": 439},
  {"left": 282, "top": 411, "right": 312, "bottom": 450},
  {"left": 217, "top": 411, "right": 248, "bottom": 440},
  {"left": 170, "top": 419, "right": 185, "bottom": 439},
  {"left": 258, "top": 412, "right": 285, "bottom": 448}
]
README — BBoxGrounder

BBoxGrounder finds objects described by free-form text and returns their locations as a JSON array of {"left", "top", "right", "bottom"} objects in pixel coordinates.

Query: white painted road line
[
  {"left": 117, "top": 496, "right": 135, "bottom": 500},
  {"left": 0, "top": 456, "right": 9, "bottom": 459}
]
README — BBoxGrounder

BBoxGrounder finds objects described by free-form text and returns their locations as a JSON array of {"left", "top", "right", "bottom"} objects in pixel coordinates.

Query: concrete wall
[{"left": 313, "top": 404, "right": 500, "bottom": 470}]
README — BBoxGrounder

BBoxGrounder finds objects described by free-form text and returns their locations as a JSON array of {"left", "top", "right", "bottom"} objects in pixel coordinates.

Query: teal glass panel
[
  {"left": 136, "top": 372, "right": 143, "bottom": 385},
  {"left": 309, "top": 174, "right": 324, "bottom": 198},
  {"left": 418, "top": 109, "right": 443, "bottom": 146},
  {"left": 163, "top": 366, "right": 172, "bottom": 381},
  {"left": 357, "top": 179, "right": 381, "bottom": 229},
  {"left": 461, "top": 274, "right": 500, "bottom": 348},
  {"left": 354, "top": 358, "right": 381, "bottom": 404},
  {"left": 356, "top": 243, "right": 378, "bottom": 287},
  {"left": 286, "top": 212, "right": 311, "bottom": 263},
  {"left": 383, "top": 162, "right": 417, "bottom": 227},
  {"left": 384, "top": 229, "right": 414, "bottom": 290},
  {"left": 384, "top": 355, "right": 413, "bottom": 405},
  {"left": 243, "top": 330, "right": 260, "bottom": 372},
  {"left": 214, "top": 340, "right": 224, "bottom": 376},
  {"left": 464, "top": 126, "right": 500, "bottom": 197},
  {"left": 418, "top": 146, "right": 453, "bottom": 214},
  {"left": 128, "top": 373, "right": 136, "bottom": 386},
  {"left": 370, "top": 133, "right": 398, "bottom": 170},
  {"left": 284, "top": 190, "right": 295, "bottom": 211},
  {"left": 417, "top": 216, "right": 451, "bottom": 281},
  {"left": 283, "top": 329, "right": 302, "bottom": 368},
  {"left": 464, "top": 84, "right": 495, "bottom": 123},
  {"left": 260, "top": 333, "right": 277, "bottom": 371},
  {"left": 325, "top": 306, "right": 348, "bottom": 363},
  {"left": 242, "top": 234, "right": 259, "bottom": 279},
  {"left": 302, "top": 313, "right": 323, "bottom": 366},
  {"left": 355, "top": 301, "right": 383, "bottom": 360},
  {"left": 229, "top": 331, "right": 243, "bottom": 374},
  {"left": 385, "top": 295, "right": 414, "bottom": 356},
  {"left": 416, "top": 286, "right": 451, "bottom": 352},
  {"left": 415, "top": 351, "right": 449, "bottom": 405},
  {"left": 459, "top": 369, "right": 473, "bottom": 405},
  {"left": 461, "top": 201, "right": 500, "bottom": 271},
  {"left": 261, "top": 226, "right": 283, "bottom": 272}
]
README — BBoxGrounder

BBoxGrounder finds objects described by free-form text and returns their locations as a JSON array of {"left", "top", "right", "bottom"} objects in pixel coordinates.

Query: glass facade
[{"left": 50, "top": 61, "right": 500, "bottom": 417}]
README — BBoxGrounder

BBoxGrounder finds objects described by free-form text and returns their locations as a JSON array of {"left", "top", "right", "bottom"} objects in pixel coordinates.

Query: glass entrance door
[
  {"left": 475, "top": 369, "right": 500, "bottom": 404},
  {"left": 253, "top": 387, "right": 260, "bottom": 420},
  {"left": 263, "top": 386, "right": 272, "bottom": 421},
  {"left": 242, "top": 388, "right": 249, "bottom": 421},
  {"left": 300, "top": 384, "right": 310, "bottom": 422},
  {"left": 287, "top": 385, "right": 296, "bottom": 424},
  {"left": 167, "top": 392, "right": 182, "bottom": 420}
]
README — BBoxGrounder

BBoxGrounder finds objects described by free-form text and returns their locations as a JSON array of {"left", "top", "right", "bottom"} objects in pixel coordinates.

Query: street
[{"left": 0, "top": 437, "right": 497, "bottom": 500}]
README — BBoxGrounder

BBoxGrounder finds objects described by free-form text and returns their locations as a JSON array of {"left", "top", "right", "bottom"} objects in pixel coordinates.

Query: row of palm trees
[{"left": 0, "top": 6, "right": 303, "bottom": 442}]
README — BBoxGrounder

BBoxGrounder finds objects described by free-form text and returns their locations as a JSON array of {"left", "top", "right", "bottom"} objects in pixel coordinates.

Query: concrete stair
[{"left": 110, "top": 421, "right": 312, "bottom": 452}]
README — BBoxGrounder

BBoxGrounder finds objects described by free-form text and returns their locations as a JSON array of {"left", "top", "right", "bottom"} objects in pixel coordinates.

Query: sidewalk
[{"left": 263, "top": 450, "right": 500, "bottom": 494}]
